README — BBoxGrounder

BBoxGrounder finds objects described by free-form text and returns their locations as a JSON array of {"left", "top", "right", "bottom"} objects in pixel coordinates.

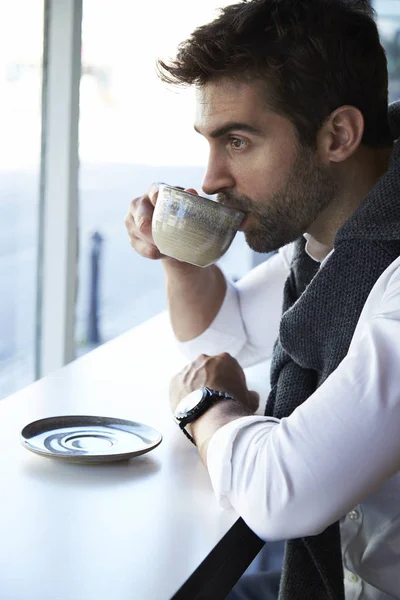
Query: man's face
[{"left": 194, "top": 78, "right": 337, "bottom": 252}]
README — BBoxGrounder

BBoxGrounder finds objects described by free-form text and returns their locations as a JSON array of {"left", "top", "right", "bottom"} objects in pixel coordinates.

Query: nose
[{"left": 201, "top": 150, "right": 235, "bottom": 196}]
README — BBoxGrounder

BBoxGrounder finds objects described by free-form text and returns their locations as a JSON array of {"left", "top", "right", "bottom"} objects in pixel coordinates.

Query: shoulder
[
  {"left": 353, "top": 254, "right": 400, "bottom": 326},
  {"left": 379, "top": 255, "right": 400, "bottom": 311}
]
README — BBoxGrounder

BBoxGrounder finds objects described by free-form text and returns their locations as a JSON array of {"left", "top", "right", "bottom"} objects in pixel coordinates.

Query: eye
[{"left": 229, "top": 137, "right": 247, "bottom": 151}]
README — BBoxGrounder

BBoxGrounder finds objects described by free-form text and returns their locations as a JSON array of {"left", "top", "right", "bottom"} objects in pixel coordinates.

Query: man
[{"left": 124, "top": 1, "right": 400, "bottom": 598}]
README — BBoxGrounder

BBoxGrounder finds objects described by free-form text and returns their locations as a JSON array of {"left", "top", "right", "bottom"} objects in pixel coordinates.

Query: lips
[
  {"left": 218, "top": 203, "right": 248, "bottom": 228},
  {"left": 218, "top": 198, "right": 246, "bottom": 212},
  {"left": 216, "top": 195, "right": 249, "bottom": 227}
]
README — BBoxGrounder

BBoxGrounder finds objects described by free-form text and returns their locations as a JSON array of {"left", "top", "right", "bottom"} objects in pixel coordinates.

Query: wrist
[
  {"left": 190, "top": 399, "right": 251, "bottom": 463},
  {"left": 161, "top": 256, "right": 203, "bottom": 274}
]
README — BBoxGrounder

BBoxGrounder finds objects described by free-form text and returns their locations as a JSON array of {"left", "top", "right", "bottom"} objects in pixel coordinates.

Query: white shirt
[{"left": 178, "top": 242, "right": 400, "bottom": 600}]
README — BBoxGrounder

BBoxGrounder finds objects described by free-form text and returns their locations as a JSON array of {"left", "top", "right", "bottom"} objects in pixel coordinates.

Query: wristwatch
[{"left": 174, "top": 387, "right": 235, "bottom": 445}]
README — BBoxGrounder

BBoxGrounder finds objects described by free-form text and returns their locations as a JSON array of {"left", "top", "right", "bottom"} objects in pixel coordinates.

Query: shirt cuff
[
  {"left": 206, "top": 415, "right": 279, "bottom": 509},
  {"left": 177, "top": 279, "right": 247, "bottom": 362}
]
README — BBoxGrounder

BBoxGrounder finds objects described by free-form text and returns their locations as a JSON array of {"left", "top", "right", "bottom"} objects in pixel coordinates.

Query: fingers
[
  {"left": 217, "top": 352, "right": 247, "bottom": 384},
  {"left": 125, "top": 183, "right": 161, "bottom": 259},
  {"left": 170, "top": 351, "right": 260, "bottom": 417},
  {"left": 247, "top": 390, "right": 260, "bottom": 412},
  {"left": 130, "top": 235, "right": 162, "bottom": 260},
  {"left": 133, "top": 196, "right": 154, "bottom": 237},
  {"left": 125, "top": 183, "right": 199, "bottom": 261},
  {"left": 148, "top": 182, "right": 162, "bottom": 207}
]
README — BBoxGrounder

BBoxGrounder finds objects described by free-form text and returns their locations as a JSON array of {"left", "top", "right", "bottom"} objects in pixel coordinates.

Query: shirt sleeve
[
  {"left": 177, "top": 244, "right": 293, "bottom": 368},
  {"left": 206, "top": 263, "right": 400, "bottom": 542}
]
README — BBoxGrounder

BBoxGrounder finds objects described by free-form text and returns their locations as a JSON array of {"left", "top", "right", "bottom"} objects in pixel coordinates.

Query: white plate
[{"left": 21, "top": 415, "right": 162, "bottom": 463}]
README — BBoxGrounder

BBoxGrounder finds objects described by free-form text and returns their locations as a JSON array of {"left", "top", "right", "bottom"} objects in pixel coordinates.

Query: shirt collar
[{"left": 303, "top": 233, "right": 333, "bottom": 266}]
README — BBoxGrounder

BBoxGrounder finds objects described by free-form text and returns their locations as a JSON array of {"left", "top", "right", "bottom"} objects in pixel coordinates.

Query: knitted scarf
[{"left": 265, "top": 102, "right": 400, "bottom": 600}]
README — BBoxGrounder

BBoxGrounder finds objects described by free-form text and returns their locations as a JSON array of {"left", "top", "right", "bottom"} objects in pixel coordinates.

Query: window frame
[{"left": 36, "top": 0, "right": 82, "bottom": 378}]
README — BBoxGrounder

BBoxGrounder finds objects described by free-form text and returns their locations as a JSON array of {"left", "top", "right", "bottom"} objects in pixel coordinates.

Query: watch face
[{"left": 175, "top": 389, "right": 205, "bottom": 419}]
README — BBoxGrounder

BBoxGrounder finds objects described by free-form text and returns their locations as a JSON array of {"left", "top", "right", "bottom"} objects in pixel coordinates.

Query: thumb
[
  {"left": 148, "top": 182, "right": 162, "bottom": 207},
  {"left": 184, "top": 188, "right": 199, "bottom": 195},
  {"left": 248, "top": 390, "right": 260, "bottom": 412}
]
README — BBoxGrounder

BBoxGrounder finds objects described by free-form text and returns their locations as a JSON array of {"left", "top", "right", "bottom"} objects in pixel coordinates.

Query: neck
[{"left": 306, "top": 145, "right": 392, "bottom": 249}]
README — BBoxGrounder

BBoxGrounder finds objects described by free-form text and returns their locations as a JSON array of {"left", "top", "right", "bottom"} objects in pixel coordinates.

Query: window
[
  {"left": 75, "top": 0, "right": 250, "bottom": 356},
  {"left": 0, "top": 1, "right": 44, "bottom": 398},
  {"left": 374, "top": 0, "right": 400, "bottom": 101},
  {"left": 76, "top": 2, "right": 400, "bottom": 359}
]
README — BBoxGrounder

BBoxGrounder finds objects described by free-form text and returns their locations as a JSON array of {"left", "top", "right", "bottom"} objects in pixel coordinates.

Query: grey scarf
[{"left": 265, "top": 102, "right": 400, "bottom": 599}]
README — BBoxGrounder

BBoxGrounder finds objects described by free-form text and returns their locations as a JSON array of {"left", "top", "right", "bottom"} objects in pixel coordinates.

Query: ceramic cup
[{"left": 152, "top": 184, "right": 245, "bottom": 268}]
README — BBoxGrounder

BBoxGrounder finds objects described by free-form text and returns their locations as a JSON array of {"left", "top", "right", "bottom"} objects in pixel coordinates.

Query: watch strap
[{"left": 177, "top": 388, "right": 235, "bottom": 445}]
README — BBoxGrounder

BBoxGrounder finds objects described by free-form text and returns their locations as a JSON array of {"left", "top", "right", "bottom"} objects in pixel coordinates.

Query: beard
[{"left": 217, "top": 144, "right": 337, "bottom": 253}]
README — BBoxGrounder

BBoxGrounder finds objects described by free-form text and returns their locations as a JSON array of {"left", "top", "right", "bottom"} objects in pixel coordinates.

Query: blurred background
[{"left": 1, "top": 0, "right": 399, "bottom": 399}]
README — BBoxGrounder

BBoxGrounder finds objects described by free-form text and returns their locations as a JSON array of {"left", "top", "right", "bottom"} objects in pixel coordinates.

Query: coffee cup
[{"left": 152, "top": 184, "right": 245, "bottom": 267}]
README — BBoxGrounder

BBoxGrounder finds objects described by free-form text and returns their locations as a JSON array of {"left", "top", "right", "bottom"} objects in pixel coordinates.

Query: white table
[{"left": 0, "top": 313, "right": 265, "bottom": 600}]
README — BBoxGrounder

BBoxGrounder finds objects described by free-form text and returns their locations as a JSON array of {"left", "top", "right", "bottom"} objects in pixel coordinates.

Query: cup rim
[{"left": 159, "top": 184, "right": 245, "bottom": 218}]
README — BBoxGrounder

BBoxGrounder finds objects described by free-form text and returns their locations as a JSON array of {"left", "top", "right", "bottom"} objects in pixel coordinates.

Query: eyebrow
[{"left": 194, "top": 122, "right": 262, "bottom": 138}]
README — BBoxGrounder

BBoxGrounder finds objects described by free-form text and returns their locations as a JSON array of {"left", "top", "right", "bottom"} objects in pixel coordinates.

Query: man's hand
[
  {"left": 124, "top": 182, "right": 164, "bottom": 260},
  {"left": 124, "top": 183, "right": 199, "bottom": 261},
  {"left": 124, "top": 183, "right": 228, "bottom": 343},
  {"left": 170, "top": 353, "right": 259, "bottom": 462}
]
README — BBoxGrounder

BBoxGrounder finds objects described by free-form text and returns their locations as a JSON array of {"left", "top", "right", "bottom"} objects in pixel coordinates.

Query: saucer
[{"left": 21, "top": 415, "right": 162, "bottom": 463}]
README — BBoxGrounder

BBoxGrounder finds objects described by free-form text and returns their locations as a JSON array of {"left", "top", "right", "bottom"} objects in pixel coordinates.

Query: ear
[{"left": 316, "top": 106, "right": 364, "bottom": 164}]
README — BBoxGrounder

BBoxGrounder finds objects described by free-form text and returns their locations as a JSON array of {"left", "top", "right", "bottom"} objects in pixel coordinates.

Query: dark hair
[{"left": 157, "top": 0, "right": 392, "bottom": 147}]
